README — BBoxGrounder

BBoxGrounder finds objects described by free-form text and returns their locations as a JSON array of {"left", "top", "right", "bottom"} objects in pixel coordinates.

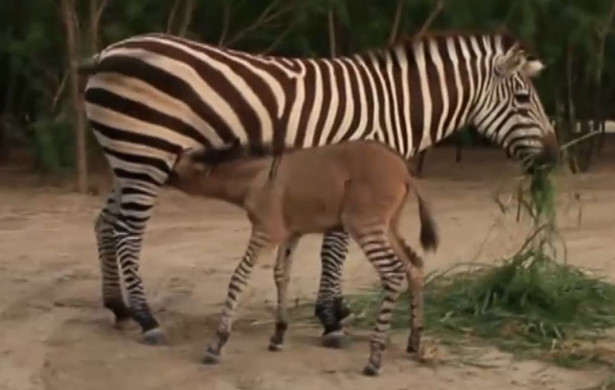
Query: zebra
[{"left": 80, "top": 30, "right": 559, "bottom": 347}]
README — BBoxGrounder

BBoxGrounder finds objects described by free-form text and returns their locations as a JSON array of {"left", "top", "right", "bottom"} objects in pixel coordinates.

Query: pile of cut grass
[{"left": 346, "top": 169, "right": 615, "bottom": 367}]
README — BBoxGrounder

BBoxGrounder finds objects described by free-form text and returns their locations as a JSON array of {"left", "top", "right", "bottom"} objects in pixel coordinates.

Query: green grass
[{"left": 341, "top": 169, "right": 615, "bottom": 368}]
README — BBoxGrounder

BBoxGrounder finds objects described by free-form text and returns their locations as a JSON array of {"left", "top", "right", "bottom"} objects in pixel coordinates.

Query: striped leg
[
  {"left": 203, "top": 230, "right": 273, "bottom": 364},
  {"left": 94, "top": 186, "right": 131, "bottom": 327},
  {"left": 113, "top": 181, "right": 164, "bottom": 344},
  {"left": 269, "top": 235, "right": 300, "bottom": 351},
  {"left": 315, "top": 228, "right": 353, "bottom": 347},
  {"left": 399, "top": 242, "right": 425, "bottom": 353},
  {"left": 355, "top": 233, "right": 406, "bottom": 376}
]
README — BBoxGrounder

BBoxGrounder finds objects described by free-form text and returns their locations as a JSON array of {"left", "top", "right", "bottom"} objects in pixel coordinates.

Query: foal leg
[
  {"left": 203, "top": 230, "right": 273, "bottom": 364},
  {"left": 315, "top": 228, "right": 353, "bottom": 348},
  {"left": 355, "top": 233, "right": 406, "bottom": 376},
  {"left": 398, "top": 240, "right": 425, "bottom": 353},
  {"left": 269, "top": 235, "right": 300, "bottom": 351},
  {"left": 94, "top": 185, "right": 131, "bottom": 328}
]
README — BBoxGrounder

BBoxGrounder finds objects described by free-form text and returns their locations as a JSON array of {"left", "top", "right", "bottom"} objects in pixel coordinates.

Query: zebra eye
[
  {"left": 517, "top": 108, "right": 529, "bottom": 116},
  {"left": 515, "top": 93, "right": 530, "bottom": 104}
]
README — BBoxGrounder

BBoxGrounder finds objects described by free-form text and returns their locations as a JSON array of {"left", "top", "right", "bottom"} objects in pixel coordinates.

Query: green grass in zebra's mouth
[{"left": 339, "top": 170, "right": 615, "bottom": 368}]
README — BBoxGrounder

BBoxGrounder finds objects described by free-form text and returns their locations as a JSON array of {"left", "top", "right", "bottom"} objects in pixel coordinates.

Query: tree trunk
[
  {"left": 413, "top": 0, "right": 444, "bottom": 177},
  {"left": 60, "top": 0, "right": 88, "bottom": 193}
]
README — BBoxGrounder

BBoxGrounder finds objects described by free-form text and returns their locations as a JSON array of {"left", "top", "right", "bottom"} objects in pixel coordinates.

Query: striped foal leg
[
  {"left": 94, "top": 186, "right": 131, "bottom": 327},
  {"left": 113, "top": 181, "right": 164, "bottom": 344},
  {"left": 203, "top": 230, "right": 273, "bottom": 364},
  {"left": 269, "top": 235, "right": 300, "bottom": 351},
  {"left": 398, "top": 241, "right": 425, "bottom": 353},
  {"left": 355, "top": 233, "right": 406, "bottom": 376},
  {"left": 315, "top": 228, "right": 353, "bottom": 346}
]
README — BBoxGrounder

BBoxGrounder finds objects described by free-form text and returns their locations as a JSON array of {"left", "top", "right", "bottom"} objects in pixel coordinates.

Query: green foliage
[
  {"left": 342, "top": 171, "right": 615, "bottom": 367},
  {"left": 347, "top": 247, "right": 615, "bottom": 367},
  {"left": 1, "top": 0, "right": 614, "bottom": 171}
]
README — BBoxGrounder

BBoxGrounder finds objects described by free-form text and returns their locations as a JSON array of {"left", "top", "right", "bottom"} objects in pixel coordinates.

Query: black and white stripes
[{"left": 82, "top": 31, "right": 558, "bottom": 343}]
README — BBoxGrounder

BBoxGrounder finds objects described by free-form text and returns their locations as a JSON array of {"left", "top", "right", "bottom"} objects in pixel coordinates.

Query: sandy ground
[{"left": 1, "top": 147, "right": 614, "bottom": 390}]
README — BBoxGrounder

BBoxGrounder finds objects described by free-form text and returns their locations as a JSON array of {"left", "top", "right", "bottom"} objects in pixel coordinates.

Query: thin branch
[
  {"left": 166, "top": 0, "right": 181, "bottom": 33},
  {"left": 328, "top": 8, "right": 336, "bottom": 57},
  {"left": 260, "top": 20, "right": 298, "bottom": 55},
  {"left": 388, "top": 0, "right": 404, "bottom": 45},
  {"left": 416, "top": 0, "right": 444, "bottom": 36},
  {"left": 560, "top": 131, "right": 602, "bottom": 151},
  {"left": 51, "top": 72, "right": 69, "bottom": 113},
  {"left": 177, "top": 0, "right": 196, "bottom": 37},
  {"left": 89, "top": 0, "right": 108, "bottom": 53},
  {"left": 218, "top": 1, "right": 232, "bottom": 45},
  {"left": 225, "top": 0, "right": 289, "bottom": 47},
  {"left": 95, "top": 0, "right": 108, "bottom": 24}
]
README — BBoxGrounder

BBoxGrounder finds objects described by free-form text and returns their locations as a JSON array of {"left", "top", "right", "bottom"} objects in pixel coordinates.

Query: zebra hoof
[
  {"left": 202, "top": 348, "right": 221, "bottom": 365},
  {"left": 141, "top": 328, "right": 166, "bottom": 346},
  {"left": 322, "top": 330, "right": 347, "bottom": 349},
  {"left": 362, "top": 362, "right": 380, "bottom": 377}
]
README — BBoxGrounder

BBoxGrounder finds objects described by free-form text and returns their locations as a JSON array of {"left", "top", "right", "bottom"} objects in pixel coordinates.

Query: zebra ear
[
  {"left": 522, "top": 60, "right": 545, "bottom": 77},
  {"left": 495, "top": 45, "right": 526, "bottom": 77}
]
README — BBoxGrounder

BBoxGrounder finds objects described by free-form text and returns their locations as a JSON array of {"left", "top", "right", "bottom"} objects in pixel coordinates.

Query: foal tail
[{"left": 406, "top": 177, "right": 439, "bottom": 252}]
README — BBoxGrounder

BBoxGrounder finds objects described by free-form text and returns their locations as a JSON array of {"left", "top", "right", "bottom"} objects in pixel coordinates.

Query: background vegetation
[{"left": 2, "top": 0, "right": 615, "bottom": 191}]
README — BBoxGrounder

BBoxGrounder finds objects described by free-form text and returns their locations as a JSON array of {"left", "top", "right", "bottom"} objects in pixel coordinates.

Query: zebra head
[{"left": 472, "top": 40, "right": 559, "bottom": 173}]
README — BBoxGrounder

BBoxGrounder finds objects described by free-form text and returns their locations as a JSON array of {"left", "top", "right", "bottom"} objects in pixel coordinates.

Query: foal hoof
[
  {"left": 406, "top": 334, "right": 421, "bottom": 354},
  {"left": 202, "top": 348, "right": 221, "bottom": 365},
  {"left": 141, "top": 328, "right": 166, "bottom": 346},
  {"left": 321, "top": 330, "right": 347, "bottom": 349},
  {"left": 362, "top": 362, "right": 380, "bottom": 377},
  {"left": 268, "top": 342, "right": 284, "bottom": 352},
  {"left": 115, "top": 318, "right": 133, "bottom": 331},
  {"left": 339, "top": 312, "right": 356, "bottom": 326}
]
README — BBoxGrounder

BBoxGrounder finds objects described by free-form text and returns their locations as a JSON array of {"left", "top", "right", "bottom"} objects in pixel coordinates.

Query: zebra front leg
[
  {"left": 356, "top": 235, "right": 405, "bottom": 376},
  {"left": 95, "top": 187, "right": 131, "bottom": 329},
  {"left": 269, "top": 235, "right": 300, "bottom": 351},
  {"left": 113, "top": 182, "right": 165, "bottom": 345},
  {"left": 203, "top": 230, "right": 273, "bottom": 364},
  {"left": 315, "top": 228, "right": 353, "bottom": 349}
]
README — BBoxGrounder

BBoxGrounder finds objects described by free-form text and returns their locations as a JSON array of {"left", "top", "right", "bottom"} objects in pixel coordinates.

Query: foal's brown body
[{"left": 170, "top": 140, "right": 439, "bottom": 376}]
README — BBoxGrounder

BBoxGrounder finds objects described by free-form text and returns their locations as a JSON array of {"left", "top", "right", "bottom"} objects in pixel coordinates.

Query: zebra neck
[{"left": 352, "top": 39, "right": 483, "bottom": 158}]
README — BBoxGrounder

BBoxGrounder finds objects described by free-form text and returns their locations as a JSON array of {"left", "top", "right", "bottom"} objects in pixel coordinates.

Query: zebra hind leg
[
  {"left": 113, "top": 182, "right": 166, "bottom": 345},
  {"left": 95, "top": 186, "right": 131, "bottom": 329},
  {"left": 315, "top": 228, "right": 354, "bottom": 349},
  {"left": 355, "top": 233, "right": 406, "bottom": 376},
  {"left": 203, "top": 230, "right": 274, "bottom": 364},
  {"left": 269, "top": 236, "right": 300, "bottom": 351}
]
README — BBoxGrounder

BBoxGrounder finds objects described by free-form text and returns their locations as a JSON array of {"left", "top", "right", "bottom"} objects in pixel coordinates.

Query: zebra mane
[{"left": 390, "top": 28, "right": 533, "bottom": 54}]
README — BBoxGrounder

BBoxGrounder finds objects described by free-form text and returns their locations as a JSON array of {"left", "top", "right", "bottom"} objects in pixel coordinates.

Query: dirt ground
[{"left": 1, "top": 146, "right": 614, "bottom": 390}]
